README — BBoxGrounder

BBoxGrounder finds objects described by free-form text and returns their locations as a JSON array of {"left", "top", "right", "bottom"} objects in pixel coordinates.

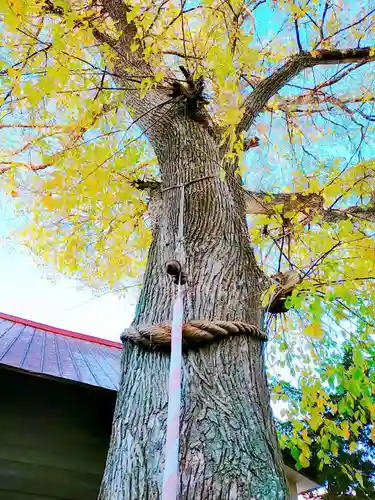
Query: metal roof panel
[{"left": 0, "top": 312, "right": 122, "bottom": 391}]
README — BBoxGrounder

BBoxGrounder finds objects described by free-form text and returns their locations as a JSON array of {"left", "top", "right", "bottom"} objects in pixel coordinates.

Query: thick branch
[
  {"left": 238, "top": 46, "right": 375, "bottom": 132},
  {"left": 133, "top": 179, "right": 375, "bottom": 224},
  {"left": 244, "top": 190, "right": 375, "bottom": 223},
  {"left": 275, "top": 91, "right": 367, "bottom": 114},
  {"left": 43, "top": 0, "right": 170, "bottom": 138},
  {"left": 93, "top": 0, "right": 177, "bottom": 145}
]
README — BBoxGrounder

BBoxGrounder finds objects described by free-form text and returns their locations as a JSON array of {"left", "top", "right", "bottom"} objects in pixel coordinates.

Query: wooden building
[{"left": 0, "top": 312, "right": 318, "bottom": 499}]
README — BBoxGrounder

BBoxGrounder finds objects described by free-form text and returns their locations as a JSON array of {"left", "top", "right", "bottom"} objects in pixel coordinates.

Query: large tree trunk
[{"left": 98, "top": 117, "right": 289, "bottom": 499}]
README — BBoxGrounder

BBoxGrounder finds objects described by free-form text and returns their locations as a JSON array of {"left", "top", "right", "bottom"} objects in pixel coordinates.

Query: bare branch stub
[
  {"left": 168, "top": 65, "right": 210, "bottom": 125},
  {"left": 166, "top": 259, "right": 188, "bottom": 285},
  {"left": 267, "top": 270, "right": 301, "bottom": 314},
  {"left": 244, "top": 136, "right": 260, "bottom": 150}
]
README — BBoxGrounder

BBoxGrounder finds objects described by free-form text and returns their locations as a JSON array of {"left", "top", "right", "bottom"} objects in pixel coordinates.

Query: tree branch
[
  {"left": 91, "top": 0, "right": 178, "bottom": 146},
  {"left": 238, "top": 46, "right": 375, "bottom": 133},
  {"left": 278, "top": 92, "right": 375, "bottom": 114},
  {"left": 294, "top": 16, "right": 303, "bottom": 53},
  {"left": 244, "top": 190, "right": 375, "bottom": 223},
  {"left": 132, "top": 178, "right": 375, "bottom": 224}
]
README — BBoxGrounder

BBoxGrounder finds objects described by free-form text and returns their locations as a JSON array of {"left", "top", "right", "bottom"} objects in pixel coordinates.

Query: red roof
[{"left": 0, "top": 312, "right": 122, "bottom": 390}]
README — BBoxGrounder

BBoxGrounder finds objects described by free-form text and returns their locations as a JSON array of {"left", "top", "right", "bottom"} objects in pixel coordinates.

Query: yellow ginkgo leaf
[{"left": 304, "top": 323, "right": 323, "bottom": 339}]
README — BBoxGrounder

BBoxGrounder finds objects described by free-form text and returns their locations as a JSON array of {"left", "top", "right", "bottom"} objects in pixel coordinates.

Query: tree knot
[
  {"left": 168, "top": 66, "right": 210, "bottom": 125},
  {"left": 166, "top": 260, "right": 188, "bottom": 285}
]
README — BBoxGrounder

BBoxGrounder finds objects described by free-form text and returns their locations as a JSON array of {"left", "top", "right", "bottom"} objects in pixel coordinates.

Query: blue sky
[{"left": 0, "top": 195, "right": 136, "bottom": 340}]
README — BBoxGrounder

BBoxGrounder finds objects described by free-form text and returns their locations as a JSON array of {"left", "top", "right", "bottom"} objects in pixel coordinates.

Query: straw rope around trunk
[{"left": 121, "top": 320, "right": 267, "bottom": 349}]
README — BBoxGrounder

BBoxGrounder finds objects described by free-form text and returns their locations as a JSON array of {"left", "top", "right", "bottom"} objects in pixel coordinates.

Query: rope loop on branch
[{"left": 121, "top": 320, "right": 267, "bottom": 350}]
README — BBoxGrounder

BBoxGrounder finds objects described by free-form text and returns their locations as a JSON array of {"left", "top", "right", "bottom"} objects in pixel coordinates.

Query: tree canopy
[{"left": 1, "top": 0, "right": 375, "bottom": 492}]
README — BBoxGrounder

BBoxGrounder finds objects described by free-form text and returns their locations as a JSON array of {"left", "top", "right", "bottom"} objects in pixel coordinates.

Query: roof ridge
[{"left": 0, "top": 311, "right": 122, "bottom": 349}]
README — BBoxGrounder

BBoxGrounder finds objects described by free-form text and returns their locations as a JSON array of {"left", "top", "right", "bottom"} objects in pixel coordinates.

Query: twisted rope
[{"left": 121, "top": 319, "right": 267, "bottom": 349}]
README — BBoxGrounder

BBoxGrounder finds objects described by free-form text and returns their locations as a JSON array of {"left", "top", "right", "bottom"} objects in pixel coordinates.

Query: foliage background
[{"left": 0, "top": 0, "right": 375, "bottom": 494}]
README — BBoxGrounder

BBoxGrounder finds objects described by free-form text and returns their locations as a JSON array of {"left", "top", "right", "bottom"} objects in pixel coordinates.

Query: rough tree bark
[{"left": 98, "top": 114, "right": 289, "bottom": 499}]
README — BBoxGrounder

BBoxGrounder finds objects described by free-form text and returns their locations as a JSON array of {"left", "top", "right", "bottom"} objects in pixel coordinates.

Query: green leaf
[
  {"left": 154, "top": 71, "right": 164, "bottom": 83},
  {"left": 219, "top": 168, "right": 226, "bottom": 182},
  {"left": 355, "top": 471, "right": 364, "bottom": 488},
  {"left": 291, "top": 446, "right": 300, "bottom": 461},
  {"left": 353, "top": 349, "right": 365, "bottom": 367},
  {"left": 338, "top": 398, "right": 347, "bottom": 414},
  {"left": 352, "top": 367, "right": 363, "bottom": 381},
  {"left": 321, "top": 434, "right": 329, "bottom": 450},
  {"left": 295, "top": 461, "right": 302, "bottom": 471}
]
